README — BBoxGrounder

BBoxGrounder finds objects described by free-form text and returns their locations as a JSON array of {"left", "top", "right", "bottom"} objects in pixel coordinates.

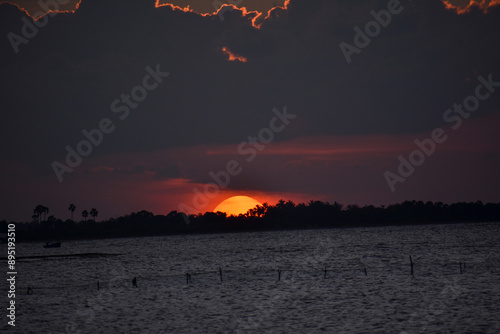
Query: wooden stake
[
  {"left": 459, "top": 262, "right": 463, "bottom": 274},
  {"left": 97, "top": 281, "right": 100, "bottom": 291},
  {"left": 364, "top": 268, "right": 367, "bottom": 276},
  {"left": 219, "top": 267, "right": 223, "bottom": 282},
  {"left": 410, "top": 255, "right": 414, "bottom": 275},
  {"left": 278, "top": 269, "right": 281, "bottom": 281},
  {"left": 324, "top": 268, "right": 327, "bottom": 279}
]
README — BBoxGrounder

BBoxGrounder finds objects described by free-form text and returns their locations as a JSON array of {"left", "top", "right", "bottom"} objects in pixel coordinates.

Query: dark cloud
[
  {"left": 153, "top": 163, "right": 182, "bottom": 179},
  {"left": 2, "top": 1, "right": 499, "bottom": 161}
]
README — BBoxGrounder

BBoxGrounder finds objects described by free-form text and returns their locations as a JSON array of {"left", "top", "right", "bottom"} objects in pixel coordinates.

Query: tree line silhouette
[
  {"left": 31, "top": 204, "right": 98, "bottom": 224},
  {"left": 1, "top": 200, "right": 500, "bottom": 241}
]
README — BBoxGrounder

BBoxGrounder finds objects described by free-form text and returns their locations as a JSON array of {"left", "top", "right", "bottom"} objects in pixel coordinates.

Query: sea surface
[{"left": 2, "top": 222, "right": 500, "bottom": 334}]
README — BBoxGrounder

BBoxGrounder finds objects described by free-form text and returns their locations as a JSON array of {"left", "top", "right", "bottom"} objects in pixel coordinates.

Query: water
[{"left": 2, "top": 222, "right": 500, "bottom": 333}]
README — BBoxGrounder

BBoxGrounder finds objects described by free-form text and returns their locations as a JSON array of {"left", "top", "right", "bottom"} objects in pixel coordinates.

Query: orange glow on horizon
[
  {"left": 221, "top": 46, "right": 247, "bottom": 62},
  {"left": 213, "top": 195, "right": 262, "bottom": 216}
]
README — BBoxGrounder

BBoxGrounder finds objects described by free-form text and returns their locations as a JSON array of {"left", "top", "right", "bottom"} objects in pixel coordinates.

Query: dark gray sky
[{"left": 1, "top": 0, "right": 499, "bottom": 221}]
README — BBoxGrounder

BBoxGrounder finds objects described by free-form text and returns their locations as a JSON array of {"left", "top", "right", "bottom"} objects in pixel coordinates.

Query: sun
[{"left": 213, "top": 196, "right": 262, "bottom": 216}]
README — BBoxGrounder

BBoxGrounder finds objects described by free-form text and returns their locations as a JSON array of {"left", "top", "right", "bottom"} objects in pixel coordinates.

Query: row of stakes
[
  {"left": 25, "top": 256, "right": 468, "bottom": 294},
  {"left": 92, "top": 256, "right": 468, "bottom": 290}
]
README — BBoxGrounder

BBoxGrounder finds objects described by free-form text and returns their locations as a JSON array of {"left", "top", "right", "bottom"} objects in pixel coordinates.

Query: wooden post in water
[
  {"left": 97, "top": 281, "right": 100, "bottom": 291},
  {"left": 409, "top": 255, "right": 414, "bottom": 275},
  {"left": 324, "top": 267, "right": 327, "bottom": 279},
  {"left": 459, "top": 262, "right": 463, "bottom": 274},
  {"left": 364, "top": 268, "right": 367, "bottom": 276},
  {"left": 278, "top": 269, "right": 281, "bottom": 281},
  {"left": 186, "top": 273, "right": 190, "bottom": 284},
  {"left": 219, "top": 267, "right": 223, "bottom": 282}
]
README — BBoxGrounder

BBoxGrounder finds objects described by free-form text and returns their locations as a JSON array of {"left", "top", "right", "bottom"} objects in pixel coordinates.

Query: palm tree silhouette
[
  {"left": 90, "top": 208, "right": 98, "bottom": 221},
  {"left": 34, "top": 205, "right": 49, "bottom": 223},
  {"left": 33, "top": 205, "right": 42, "bottom": 223},
  {"left": 68, "top": 204, "right": 76, "bottom": 221},
  {"left": 82, "top": 210, "right": 89, "bottom": 222}
]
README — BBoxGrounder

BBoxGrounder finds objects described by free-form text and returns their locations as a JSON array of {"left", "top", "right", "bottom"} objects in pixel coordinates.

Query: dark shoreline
[
  {"left": 3, "top": 200, "right": 500, "bottom": 243},
  {"left": 5, "top": 219, "right": 499, "bottom": 244}
]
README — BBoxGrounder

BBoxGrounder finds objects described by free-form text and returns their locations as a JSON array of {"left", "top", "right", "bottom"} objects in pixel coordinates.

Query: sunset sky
[{"left": 0, "top": 0, "right": 499, "bottom": 222}]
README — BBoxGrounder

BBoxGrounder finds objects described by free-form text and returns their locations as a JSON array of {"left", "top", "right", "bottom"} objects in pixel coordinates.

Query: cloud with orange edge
[
  {"left": 0, "top": 0, "right": 81, "bottom": 20},
  {"left": 221, "top": 46, "right": 247, "bottom": 62},
  {"left": 154, "top": 0, "right": 290, "bottom": 28},
  {"left": 442, "top": 0, "right": 500, "bottom": 13},
  {"left": 2, "top": 0, "right": 290, "bottom": 28},
  {"left": 3, "top": 0, "right": 499, "bottom": 25}
]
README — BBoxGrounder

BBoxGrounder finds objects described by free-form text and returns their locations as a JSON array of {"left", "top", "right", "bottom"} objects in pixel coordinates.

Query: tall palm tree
[
  {"left": 34, "top": 205, "right": 41, "bottom": 223},
  {"left": 34, "top": 205, "right": 48, "bottom": 223},
  {"left": 82, "top": 210, "right": 89, "bottom": 222},
  {"left": 90, "top": 208, "right": 98, "bottom": 221},
  {"left": 68, "top": 204, "right": 76, "bottom": 221}
]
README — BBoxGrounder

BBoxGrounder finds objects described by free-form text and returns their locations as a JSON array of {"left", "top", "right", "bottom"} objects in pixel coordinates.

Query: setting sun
[{"left": 213, "top": 196, "right": 262, "bottom": 216}]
